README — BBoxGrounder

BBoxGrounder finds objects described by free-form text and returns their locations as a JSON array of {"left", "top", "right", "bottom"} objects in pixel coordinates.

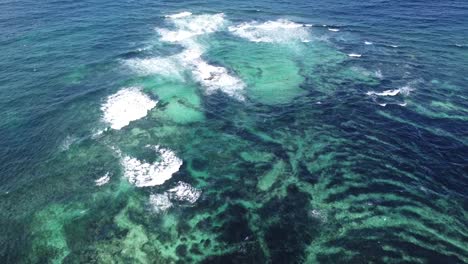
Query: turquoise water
[{"left": 1, "top": 0, "right": 467, "bottom": 263}]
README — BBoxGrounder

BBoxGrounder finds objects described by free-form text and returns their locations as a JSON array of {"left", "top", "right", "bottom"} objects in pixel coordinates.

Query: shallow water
[{"left": 1, "top": 0, "right": 467, "bottom": 263}]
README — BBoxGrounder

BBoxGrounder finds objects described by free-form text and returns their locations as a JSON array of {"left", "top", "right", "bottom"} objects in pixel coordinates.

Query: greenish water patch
[{"left": 210, "top": 40, "right": 306, "bottom": 104}]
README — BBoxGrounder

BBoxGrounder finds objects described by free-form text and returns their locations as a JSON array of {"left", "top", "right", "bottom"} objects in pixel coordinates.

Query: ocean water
[{"left": 1, "top": 0, "right": 467, "bottom": 263}]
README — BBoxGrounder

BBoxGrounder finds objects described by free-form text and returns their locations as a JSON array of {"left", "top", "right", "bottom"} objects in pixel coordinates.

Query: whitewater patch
[
  {"left": 396, "top": 86, "right": 414, "bottom": 96},
  {"left": 95, "top": 172, "right": 111, "bottom": 186},
  {"left": 149, "top": 193, "right": 173, "bottom": 213},
  {"left": 157, "top": 12, "right": 226, "bottom": 42},
  {"left": 366, "top": 86, "right": 413, "bottom": 97},
  {"left": 176, "top": 44, "right": 245, "bottom": 101},
  {"left": 125, "top": 57, "right": 184, "bottom": 80},
  {"left": 167, "top": 181, "right": 202, "bottom": 203},
  {"left": 101, "top": 87, "right": 157, "bottom": 130},
  {"left": 328, "top": 28, "right": 340, "bottom": 32},
  {"left": 149, "top": 182, "right": 201, "bottom": 213},
  {"left": 367, "top": 85, "right": 413, "bottom": 107},
  {"left": 375, "top": 69, "right": 383, "bottom": 79},
  {"left": 377, "top": 102, "right": 408, "bottom": 107},
  {"left": 228, "top": 19, "right": 311, "bottom": 43},
  {"left": 188, "top": 58, "right": 245, "bottom": 100},
  {"left": 151, "top": 13, "right": 246, "bottom": 99},
  {"left": 348, "top": 53, "right": 362, "bottom": 58},
  {"left": 59, "top": 135, "right": 79, "bottom": 151},
  {"left": 91, "top": 128, "right": 107, "bottom": 139},
  {"left": 122, "top": 145, "right": 183, "bottom": 187},
  {"left": 165, "top": 11, "right": 192, "bottom": 19},
  {"left": 367, "top": 89, "right": 399, "bottom": 97},
  {"left": 365, "top": 41, "right": 373, "bottom": 45}
]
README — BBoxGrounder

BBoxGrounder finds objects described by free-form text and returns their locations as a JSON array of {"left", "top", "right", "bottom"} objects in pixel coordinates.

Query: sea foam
[
  {"left": 95, "top": 172, "right": 110, "bottom": 186},
  {"left": 366, "top": 86, "right": 413, "bottom": 97},
  {"left": 101, "top": 87, "right": 157, "bottom": 130},
  {"left": 367, "top": 89, "right": 400, "bottom": 96},
  {"left": 155, "top": 13, "right": 245, "bottom": 99},
  {"left": 228, "top": 19, "right": 311, "bottom": 43},
  {"left": 189, "top": 58, "right": 245, "bottom": 100},
  {"left": 126, "top": 13, "right": 245, "bottom": 99},
  {"left": 122, "top": 145, "right": 183, "bottom": 187},
  {"left": 149, "top": 193, "right": 173, "bottom": 213},
  {"left": 165, "top": 11, "right": 192, "bottom": 19},
  {"left": 148, "top": 181, "right": 201, "bottom": 213},
  {"left": 157, "top": 13, "right": 226, "bottom": 42},
  {"left": 348, "top": 53, "right": 362, "bottom": 58},
  {"left": 125, "top": 57, "right": 184, "bottom": 80},
  {"left": 167, "top": 181, "right": 202, "bottom": 203}
]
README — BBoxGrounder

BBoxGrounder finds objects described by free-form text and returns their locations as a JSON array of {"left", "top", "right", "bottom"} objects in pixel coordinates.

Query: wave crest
[
  {"left": 228, "top": 19, "right": 311, "bottom": 43},
  {"left": 122, "top": 145, "right": 183, "bottom": 187},
  {"left": 101, "top": 87, "right": 157, "bottom": 130},
  {"left": 155, "top": 13, "right": 245, "bottom": 99},
  {"left": 157, "top": 13, "right": 226, "bottom": 42}
]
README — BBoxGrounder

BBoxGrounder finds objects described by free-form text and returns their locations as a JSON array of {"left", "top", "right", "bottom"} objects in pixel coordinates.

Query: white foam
[
  {"left": 309, "top": 209, "right": 328, "bottom": 222},
  {"left": 91, "top": 128, "right": 106, "bottom": 139},
  {"left": 125, "top": 57, "right": 183, "bottom": 79},
  {"left": 189, "top": 58, "right": 245, "bottom": 100},
  {"left": 390, "top": 45, "right": 399, "bottom": 48},
  {"left": 149, "top": 181, "right": 200, "bottom": 213},
  {"left": 165, "top": 11, "right": 192, "bottom": 19},
  {"left": 60, "top": 135, "right": 78, "bottom": 151},
  {"left": 149, "top": 193, "right": 173, "bottom": 213},
  {"left": 175, "top": 43, "right": 245, "bottom": 99},
  {"left": 95, "top": 173, "right": 110, "bottom": 186},
  {"left": 366, "top": 86, "right": 413, "bottom": 97},
  {"left": 366, "top": 89, "right": 400, "bottom": 96},
  {"left": 157, "top": 28, "right": 197, "bottom": 42},
  {"left": 228, "top": 19, "right": 311, "bottom": 43},
  {"left": 375, "top": 69, "right": 383, "bottom": 79},
  {"left": 152, "top": 13, "right": 246, "bottom": 99},
  {"left": 377, "top": 102, "right": 407, "bottom": 107},
  {"left": 136, "top": 46, "right": 152, "bottom": 52},
  {"left": 158, "top": 15, "right": 245, "bottom": 99},
  {"left": 177, "top": 41, "right": 205, "bottom": 60},
  {"left": 348, "top": 53, "right": 362, "bottom": 58},
  {"left": 399, "top": 86, "right": 413, "bottom": 96},
  {"left": 167, "top": 181, "right": 202, "bottom": 203},
  {"left": 328, "top": 28, "right": 340, "bottom": 32},
  {"left": 364, "top": 41, "right": 373, "bottom": 45},
  {"left": 122, "top": 145, "right": 183, "bottom": 187},
  {"left": 101, "top": 87, "right": 157, "bottom": 130},
  {"left": 157, "top": 13, "right": 226, "bottom": 42}
]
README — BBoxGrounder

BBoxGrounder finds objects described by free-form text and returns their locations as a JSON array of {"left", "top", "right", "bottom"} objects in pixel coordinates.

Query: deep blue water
[{"left": 1, "top": 0, "right": 467, "bottom": 263}]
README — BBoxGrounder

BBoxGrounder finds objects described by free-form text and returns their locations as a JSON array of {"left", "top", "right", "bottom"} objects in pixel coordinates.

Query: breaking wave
[
  {"left": 126, "top": 12, "right": 245, "bottom": 99},
  {"left": 366, "top": 86, "right": 414, "bottom": 97},
  {"left": 101, "top": 87, "right": 157, "bottom": 130},
  {"left": 228, "top": 19, "right": 311, "bottom": 43},
  {"left": 122, "top": 145, "right": 183, "bottom": 187}
]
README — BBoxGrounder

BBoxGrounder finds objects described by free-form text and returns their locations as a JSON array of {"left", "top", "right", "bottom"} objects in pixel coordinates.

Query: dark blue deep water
[{"left": 1, "top": 0, "right": 467, "bottom": 263}]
